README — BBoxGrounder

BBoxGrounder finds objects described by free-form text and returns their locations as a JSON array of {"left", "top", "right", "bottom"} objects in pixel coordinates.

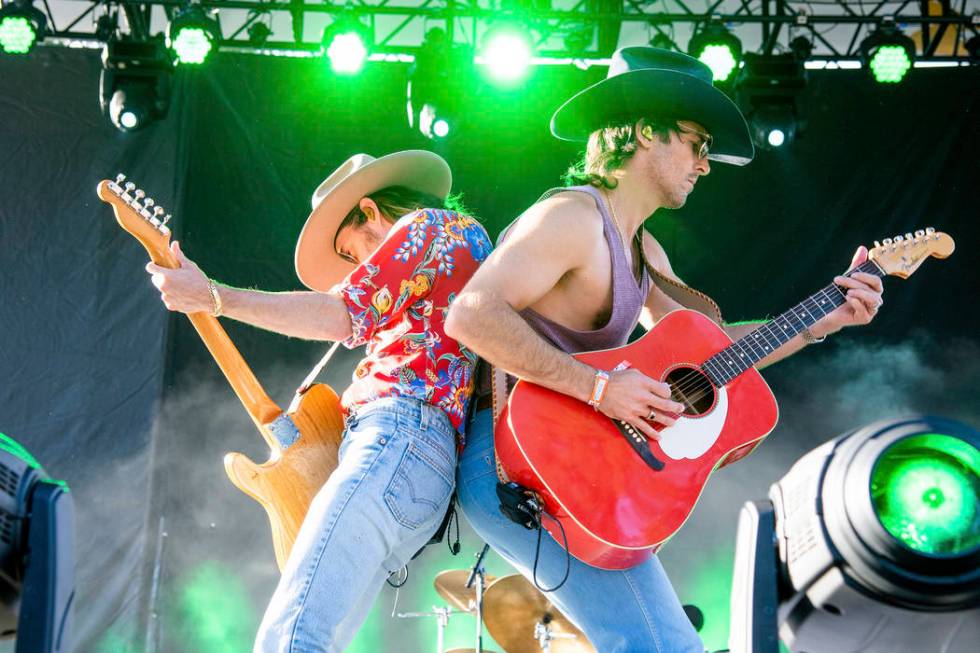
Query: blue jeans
[
  {"left": 456, "top": 408, "right": 704, "bottom": 653},
  {"left": 254, "top": 396, "right": 457, "bottom": 653}
]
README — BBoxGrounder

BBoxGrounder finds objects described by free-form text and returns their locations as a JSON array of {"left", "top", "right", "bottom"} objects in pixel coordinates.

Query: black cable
[
  {"left": 532, "top": 509, "right": 571, "bottom": 593},
  {"left": 386, "top": 566, "right": 409, "bottom": 588}
]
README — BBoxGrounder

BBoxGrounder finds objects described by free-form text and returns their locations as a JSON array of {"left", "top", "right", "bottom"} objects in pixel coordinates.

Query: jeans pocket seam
[{"left": 384, "top": 443, "right": 453, "bottom": 530}]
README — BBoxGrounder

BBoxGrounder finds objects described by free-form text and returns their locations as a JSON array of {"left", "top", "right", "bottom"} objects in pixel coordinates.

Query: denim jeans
[
  {"left": 254, "top": 396, "right": 457, "bottom": 653},
  {"left": 456, "top": 408, "right": 705, "bottom": 653}
]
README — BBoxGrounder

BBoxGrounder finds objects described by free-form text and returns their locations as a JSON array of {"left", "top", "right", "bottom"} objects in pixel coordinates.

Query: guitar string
[{"left": 648, "top": 262, "right": 883, "bottom": 412}]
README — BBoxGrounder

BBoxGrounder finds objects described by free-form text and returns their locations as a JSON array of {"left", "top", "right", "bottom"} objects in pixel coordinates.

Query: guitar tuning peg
[
  {"left": 914, "top": 229, "right": 925, "bottom": 238},
  {"left": 162, "top": 214, "right": 172, "bottom": 226},
  {"left": 143, "top": 197, "right": 155, "bottom": 208},
  {"left": 115, "top": 173, "right": 126, "bottom": 184},
  {"left": 926, "top": 226, "right": 935, "bottom": 234},
  {"left": 882, "top": 238, "right": 892, "bottom": 245},
  {"left": 904, "top": 232, "right": 913, "bottom": 241},
  {"left": 124, "top": 182, "right": 136, "bottom": 192},
  {"left": 133, "top": 189, "right": 145, "bottom": 201},
  {"left": 874, "top": 240, "right": 882, "bottom": 249},
  {"left": 893, "top": 235, "right": 903, "bottom": 243},
  {"left": 153, "top": 206, "right": 165, "bottom": 217}
]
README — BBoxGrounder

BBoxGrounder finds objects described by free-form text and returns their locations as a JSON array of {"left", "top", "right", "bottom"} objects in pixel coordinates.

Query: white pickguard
[{"left": 659, "top": 386, "right": 729, "bottom": 460}]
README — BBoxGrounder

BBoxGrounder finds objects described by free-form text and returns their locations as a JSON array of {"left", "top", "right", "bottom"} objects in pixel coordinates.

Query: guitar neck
[
  {"left": 186, "top": 311, "right": 284, "bottom": 428},
  {"left": 702, "top": 260, "right": 884, "bottom": 386}
]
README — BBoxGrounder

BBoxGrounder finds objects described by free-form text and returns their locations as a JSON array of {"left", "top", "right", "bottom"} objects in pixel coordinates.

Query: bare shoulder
[
  {"left": 641, "top": 229, "right": 683, "bottom": 282},
  {"left": 502, "top": 190, "right": 603, "bottom": 249}
]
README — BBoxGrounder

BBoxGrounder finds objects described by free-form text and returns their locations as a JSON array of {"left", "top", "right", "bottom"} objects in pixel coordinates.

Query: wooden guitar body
[
  {"left": 224, "top": 383, "right": 345, "bottom": 570},
  {"left": 496, "top": 309, "right": 779, "bottom": 570}
]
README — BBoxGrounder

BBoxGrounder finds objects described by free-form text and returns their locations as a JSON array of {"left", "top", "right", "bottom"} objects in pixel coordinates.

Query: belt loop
[{"left": 418, "top": 400, "right": 429, "bottom": 431}]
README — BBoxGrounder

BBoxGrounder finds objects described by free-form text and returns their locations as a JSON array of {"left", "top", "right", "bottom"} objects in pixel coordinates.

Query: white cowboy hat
[{"left": 294, "top": 150, "right": 452, "bottom": 291}]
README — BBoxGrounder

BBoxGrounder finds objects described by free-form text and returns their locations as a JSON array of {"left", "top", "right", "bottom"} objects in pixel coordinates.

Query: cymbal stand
[
  {"left": 465, "top": 543, "right": 491, "bottom": 653},
  {"left": 534, "top": 614, "right": 578, "bottom": 652},
  {"left": 395, "top": 605, "right": 454, "bottom": 653}
]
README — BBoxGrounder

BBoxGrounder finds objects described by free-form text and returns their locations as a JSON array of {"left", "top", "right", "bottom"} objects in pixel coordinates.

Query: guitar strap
[
  {"left": 288, "top": 341, "right": 342, "bottom": 412},
  {"left": 487, "top": 263, "right": 724, "bottom": 484}
]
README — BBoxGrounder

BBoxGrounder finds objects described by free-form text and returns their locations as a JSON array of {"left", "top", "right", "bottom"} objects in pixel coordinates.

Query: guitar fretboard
[{"left": 701, "top": 260, "right": 883, "bottom": 386}]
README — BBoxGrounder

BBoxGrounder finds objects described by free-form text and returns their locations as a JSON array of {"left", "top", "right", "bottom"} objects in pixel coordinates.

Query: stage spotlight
[
  {"left": 167, "top": 5, "right": 221, "bottom": 65},
  {"left": 100, "top": 38, "right": 173, "bottom": 132},
  {"left": 0, "top": 0, "right": 46, "bottom": 55},
  {"left": 730, "top": 415, "right": 980, "bottom": 653},
  {"left": 688, "top": 21, "right": 742, "bottom": 83},
  {"left": 0, "top": 432, "right": 75, "bottom": 652},
  {"left": 321, "top": 13, "right": 370, "bottom": 75},
  {"left": 861, "top": 23, "right": 916, "bottom": 83},
  {"left": 407, "top": 27, "right": 471, "bottom": 140},
  {"left": 247, "top": 13, "right": 271, "bottom": 48},
  {"left": 735, "top": 53, "right": 806, "bottom": 150},
  {"left": 480, "top": 20, "right": 533, "bottom": 84}
]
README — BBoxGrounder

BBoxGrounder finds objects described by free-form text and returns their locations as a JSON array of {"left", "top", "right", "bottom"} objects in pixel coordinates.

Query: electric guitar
[
  {"left": 495, "top": 230, "right": 955, "bottom": 570},
  {"left": 97, "top": 174, "right": 344, "bottom": 571}
]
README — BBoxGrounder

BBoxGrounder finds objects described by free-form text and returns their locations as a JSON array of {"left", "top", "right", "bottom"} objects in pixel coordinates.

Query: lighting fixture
[
  {"left": 688, "top": 21, "right": 742, "bottom": 83},
  {"left": 167, "top": 5, "right": 221, "bottom": 66}
]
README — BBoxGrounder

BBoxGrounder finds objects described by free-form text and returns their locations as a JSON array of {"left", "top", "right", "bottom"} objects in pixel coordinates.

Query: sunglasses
[{"left": 676, "top": 124, "right": 713, "bottom": 160}]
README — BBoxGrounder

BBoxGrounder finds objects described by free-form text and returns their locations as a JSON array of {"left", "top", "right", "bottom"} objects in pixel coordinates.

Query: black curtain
[{"left": 1, "top": 46, "right": 977, "bottom": 652}]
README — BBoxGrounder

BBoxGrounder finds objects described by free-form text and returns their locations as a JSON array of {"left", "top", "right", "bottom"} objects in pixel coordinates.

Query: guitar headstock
[
  {"left": 96, "top": 174, "right": 175, "bottom": 266},
  {"left": 869, "top": 227, "right": 954, "bottom": 279}
]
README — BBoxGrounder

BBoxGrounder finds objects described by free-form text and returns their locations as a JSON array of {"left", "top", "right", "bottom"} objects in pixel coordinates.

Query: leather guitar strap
[
  {"left": 490, "top": 365, "right": 511, "bottom": 483},
  {"left": 288, "top": 341, "right": 342, "bottom": 413}
]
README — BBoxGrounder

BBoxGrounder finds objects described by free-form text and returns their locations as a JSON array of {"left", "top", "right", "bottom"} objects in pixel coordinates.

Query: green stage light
[
  {"left": 322, "top": 16, "right": 370, "bottom": 75},
  {"left": 433, "top": 118, "right": 450, "bottom": 139},
  {"left": 861, "top": 24, "right": 916, "bottom": 84},
  {"left": 869, "top": 45, "right": 912, "bottom": 83},
  {"left": 872, "top": 433, "right": 979, "bottom": 555},
  {"left": 481, "top": 23, "right": 533, "bottom": 84},
  {"left": 688, "top": 23, "right": 742, "bottom": 83},
  {"left": 167, "top": 6, "right": 220, "bottom": 65},
  {"left": 0, "top": 2, "right": 46, "bottom": 55}
]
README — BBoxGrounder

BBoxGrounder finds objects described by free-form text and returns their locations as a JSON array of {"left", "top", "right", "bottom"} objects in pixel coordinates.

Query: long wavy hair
[
  {"left": 338, "top": 186, "right": 472, "bottom": 231},
  {"left": 563, "top": 118, "right": 674, "bottom": 189}
]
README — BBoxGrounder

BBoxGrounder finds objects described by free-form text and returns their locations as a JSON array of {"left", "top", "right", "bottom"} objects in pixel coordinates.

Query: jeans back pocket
[{"left": 384, "top": 439, "right": 455, "bottom": 531}]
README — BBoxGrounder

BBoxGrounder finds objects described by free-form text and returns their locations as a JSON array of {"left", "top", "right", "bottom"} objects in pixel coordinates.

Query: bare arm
[
  {"left": 146, "top": 240, "right": 352, "bottom": 341},
  {"left": 446, "top": 195, "right": 684, "bottom": 439},
  {"left": 445, "top": 196, "right": 597, "bottom": 400}
]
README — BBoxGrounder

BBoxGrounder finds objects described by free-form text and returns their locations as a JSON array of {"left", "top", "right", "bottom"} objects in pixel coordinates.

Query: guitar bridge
[{"left": 614, "top": 420, "right": 665, "bottom": 472}]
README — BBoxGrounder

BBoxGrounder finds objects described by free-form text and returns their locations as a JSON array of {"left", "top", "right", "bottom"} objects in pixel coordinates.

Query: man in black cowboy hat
[{"left": 446, "top": 47, "right": 884, "bottom": 651}]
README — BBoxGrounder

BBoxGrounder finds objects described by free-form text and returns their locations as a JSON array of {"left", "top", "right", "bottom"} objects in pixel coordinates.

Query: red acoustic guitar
[{"left": 495, "top": 230, "right": 955, "bottom": 570}]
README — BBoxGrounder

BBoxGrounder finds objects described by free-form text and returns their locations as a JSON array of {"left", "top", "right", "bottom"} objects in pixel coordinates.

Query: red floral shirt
[{"left": 332, "top": 209, "right": 492, "bottom": 434}]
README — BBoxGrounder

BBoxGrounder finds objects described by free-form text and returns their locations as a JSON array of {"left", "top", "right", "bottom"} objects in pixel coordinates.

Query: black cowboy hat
[{"left": 551, "top": 47, "right": 754, "bottom": 166}]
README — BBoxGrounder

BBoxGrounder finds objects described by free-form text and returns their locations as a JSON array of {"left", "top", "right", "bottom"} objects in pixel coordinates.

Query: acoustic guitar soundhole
[{"left": 664, "top": 366, "right": 716, "bottom": 416}]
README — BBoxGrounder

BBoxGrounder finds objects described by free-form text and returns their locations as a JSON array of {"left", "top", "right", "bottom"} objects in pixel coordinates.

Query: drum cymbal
[
  {"left": 434, "top": 569, "right": 496, "bottom": 613},
  {"left": 482, "top": 575, "right": 594, "bottom": 653}
]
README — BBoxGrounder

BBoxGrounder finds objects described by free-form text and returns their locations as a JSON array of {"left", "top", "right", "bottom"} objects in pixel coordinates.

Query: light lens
[
  {"left": 0, "top": 16, "right": 38, "bottom": 54},
  {"left": 869, "top": 44, "right": 912, "bottom": 83},
  {"left": 698, "top": 44, "right": 738, "bottom": 82},
  {"left": 871, "top": 433, "right": 980, "bottom": 555},
  {"left": 172, "top": 27, "right": 213, "bottom": 65},
  {"left": 433, "top": 118, "right": 450, "bottom": 138},
  {"left": 326, "top": 32, "right": 368, "bottom": 74},
  {"left": 767, "top": 129, "right": 786, "bottom": 147},
  {"left": 482, "top": 28, "right": 532, "bottom": 83}
]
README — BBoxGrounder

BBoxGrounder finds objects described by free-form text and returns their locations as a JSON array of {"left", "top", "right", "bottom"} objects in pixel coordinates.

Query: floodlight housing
[
  {"left": 321, "top": 13, "right": 371, "bottom": 75},
  {"left": 0, "top": 0, "right": 47, "bottom": 55},
  {"left": 100, "top": 38, "right": 173, "bottom": 132},
  {"left": 688, "top": 21, "right": 743, "bottom": 83},
  {"left": 735, "top": 53, "right": 807, "bottom": 150},
  {"left": 732, "top": 415, "right": 980, "bottom": 653},
  {"left": 860, "top": 23, "right": 916, "bottom": 83},
  {"left": 167, "top": 5, "right": 221, "bottom": 65}
]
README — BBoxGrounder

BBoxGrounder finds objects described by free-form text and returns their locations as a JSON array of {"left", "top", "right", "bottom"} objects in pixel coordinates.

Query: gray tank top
[{"left": 500, "top": 184, "right": 651, "bottom": 354}]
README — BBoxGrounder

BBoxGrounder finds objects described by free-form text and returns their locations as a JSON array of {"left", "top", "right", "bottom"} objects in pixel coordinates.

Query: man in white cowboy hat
[
  {"left": 145, "top": 150, "right": 492, "bottom": 652},
  {"left": 445, "top": 47, "right": 884, "bottom": 651}
]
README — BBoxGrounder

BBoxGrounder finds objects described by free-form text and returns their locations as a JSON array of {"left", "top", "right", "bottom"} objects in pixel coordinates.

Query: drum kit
[{"left": 397, "top": 545, "right": 595, "bottom": 653}]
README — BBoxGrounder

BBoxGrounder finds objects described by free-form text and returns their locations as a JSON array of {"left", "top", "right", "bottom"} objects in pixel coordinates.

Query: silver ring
[{"left": 648, "top": 410, "right": 657, "bottom": 421}]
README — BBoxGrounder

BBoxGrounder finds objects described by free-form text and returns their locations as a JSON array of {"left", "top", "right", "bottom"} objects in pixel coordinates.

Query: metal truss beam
[{"left": 34, "top": 1, "right": 980, "bottom": 62}]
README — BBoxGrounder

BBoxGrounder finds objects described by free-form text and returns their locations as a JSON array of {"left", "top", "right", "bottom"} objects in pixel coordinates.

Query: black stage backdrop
[{"left": 1, "top": 47, "right": 977, "bottom": 652}]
